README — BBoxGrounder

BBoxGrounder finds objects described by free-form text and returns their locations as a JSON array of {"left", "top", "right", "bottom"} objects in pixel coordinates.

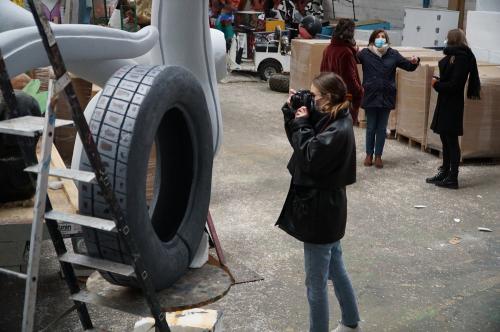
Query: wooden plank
[{"left": 50, "top": 146, "right": 78, "bottom": 210}]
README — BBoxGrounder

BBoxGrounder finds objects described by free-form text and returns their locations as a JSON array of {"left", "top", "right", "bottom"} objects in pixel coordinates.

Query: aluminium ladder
[{"left": 0, "top": 0, "right": 171, "bottom": 331}]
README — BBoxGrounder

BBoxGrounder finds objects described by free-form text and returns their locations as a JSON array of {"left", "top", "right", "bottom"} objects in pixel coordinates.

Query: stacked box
[
  {"left": 290, "top": 39, "right": 368, "bottom": 91},
  {"left": 426, "top": 65, "right": 500, "bottom": 159},
  {"left": 395, "top": 61, "right": 437, "bottom": 143},
  {"left": 290, "top": 39, "right": 332, "bottom": 91}
]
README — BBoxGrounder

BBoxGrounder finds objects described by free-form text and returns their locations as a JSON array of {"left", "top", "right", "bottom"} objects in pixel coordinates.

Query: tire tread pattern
[{"left": 79, "top": 65, "right": 164, "bottom": 287}]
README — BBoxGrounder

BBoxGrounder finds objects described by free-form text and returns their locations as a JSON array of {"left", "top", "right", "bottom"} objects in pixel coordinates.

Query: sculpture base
[{"left": 76, "top": 261, "right": 232, "bottom": 316}]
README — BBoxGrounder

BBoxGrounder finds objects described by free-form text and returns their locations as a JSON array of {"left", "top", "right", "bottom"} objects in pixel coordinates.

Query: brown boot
[
  {"left": 364, "top": 154, "right": 373, "bottom": 167},
  {"left": 374, "top": 155, "right": 383, "bottom": 168}
]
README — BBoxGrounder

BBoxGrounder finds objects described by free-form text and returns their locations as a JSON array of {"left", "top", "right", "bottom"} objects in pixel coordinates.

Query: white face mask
[{"left": 443, "top": 39, "right": 448, "bottom": 47}]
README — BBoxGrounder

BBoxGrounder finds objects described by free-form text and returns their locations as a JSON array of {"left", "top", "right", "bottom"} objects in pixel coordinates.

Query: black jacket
[
  {"left": 430, "top": 47, "right": 478, "bottom": 136},
  {"left": 276, "top": 104, "right": 356, "bottom": 244},
  {"left": 358, "top": 47, "right": 419, "bottom": 110}
]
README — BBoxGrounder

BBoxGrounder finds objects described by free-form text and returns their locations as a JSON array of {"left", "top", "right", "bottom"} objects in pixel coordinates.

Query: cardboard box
[
  {"left": 395, "top": 61, "right": 438, "bottom": 144},
  {"left": 290, "top": 39, "right": 331, "bottom": 91},
  {"left": 426, "top": 65, "right": 500, "bottom": 159},
  {"left": 398, "top": 50, "right": 444, "bottom": 62}
]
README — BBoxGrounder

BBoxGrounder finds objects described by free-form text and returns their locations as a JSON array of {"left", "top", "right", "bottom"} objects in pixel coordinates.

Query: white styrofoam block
[
  {"left": 466, "top": 11, "right": 500, "bottom": 50},
  {"left": 134, "top": 309, "right": 222, "bottom": 332},
  {"left": 402, "top": 7, "right": 459, "bottom": 47},
  {"left": 476, "top": 0, "right": 500, "bottom": 12},
  {"left": 471, "top": 47, "right": 491, "bottom": 63}
]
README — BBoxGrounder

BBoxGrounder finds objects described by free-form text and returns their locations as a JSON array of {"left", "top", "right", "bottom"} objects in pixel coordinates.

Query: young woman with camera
[
  {"left": 358, "top": 29, "right": 420, "bottom": 168},
  {"left": 426, "top": 28, "right": 481, "bottom": 189},
  {"left": 276, "top": 73, "right": 361, "bottom": 332}
]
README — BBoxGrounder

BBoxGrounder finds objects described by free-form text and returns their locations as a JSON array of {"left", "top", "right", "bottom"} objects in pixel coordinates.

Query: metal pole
[
  {"left": 352, "top": 0, "right": 356, "bottom": 21},
  {"left": 21, "top": 81, "right": 56, "bottom": 332}
]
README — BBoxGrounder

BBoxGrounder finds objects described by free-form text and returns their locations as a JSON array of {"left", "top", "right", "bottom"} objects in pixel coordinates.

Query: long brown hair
[
  {"left": 312, "top": 73, "right": 350, "bottom": 119},
  {"left": 368, "top": 29, "right": 390, "bottom": 45},
  {"left": 446, "top": 28, "right": 468, "bottom": 47}
]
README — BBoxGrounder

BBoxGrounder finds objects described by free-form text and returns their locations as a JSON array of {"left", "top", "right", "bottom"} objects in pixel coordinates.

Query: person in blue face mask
[{"left": 358, "top": 29, "right": 420, "bottom": 168}]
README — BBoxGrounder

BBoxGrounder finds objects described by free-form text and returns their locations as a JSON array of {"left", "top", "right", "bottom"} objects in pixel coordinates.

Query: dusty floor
[{"left": 1, "top": 77, "right": 499, "bottom": 331}]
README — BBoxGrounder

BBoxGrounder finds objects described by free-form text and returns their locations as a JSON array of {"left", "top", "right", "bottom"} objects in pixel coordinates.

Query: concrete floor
[{"left": 1, "top": 77, "right": 499, "bottom": 331}]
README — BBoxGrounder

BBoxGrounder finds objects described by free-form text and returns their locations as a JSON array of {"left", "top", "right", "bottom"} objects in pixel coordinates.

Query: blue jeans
[
  {"left": 365, "top": 107, "right": 391, "bottom": 156},
  {"left": 304, "top": 241, "right": 360, "bottom": 332}
]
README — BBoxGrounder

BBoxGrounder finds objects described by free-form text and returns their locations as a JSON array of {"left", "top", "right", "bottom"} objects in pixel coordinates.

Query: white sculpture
[{"left": 0, "top": 0, "right": 226, "bottom": 151}]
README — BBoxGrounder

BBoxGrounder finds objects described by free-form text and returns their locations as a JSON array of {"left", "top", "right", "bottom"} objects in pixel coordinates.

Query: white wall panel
[{"left": 467, "top": 11, "right": 500, "bottom": 51}]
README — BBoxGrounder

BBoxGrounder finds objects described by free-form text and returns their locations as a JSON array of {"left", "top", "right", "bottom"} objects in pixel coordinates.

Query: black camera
[{"left": 290, "top": 90, "right": 315, "bottom": 113}]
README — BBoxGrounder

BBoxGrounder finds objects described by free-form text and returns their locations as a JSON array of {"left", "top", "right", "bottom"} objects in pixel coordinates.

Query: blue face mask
[{"left": 374, "top": 37, "right": 386, "bottom": 48}]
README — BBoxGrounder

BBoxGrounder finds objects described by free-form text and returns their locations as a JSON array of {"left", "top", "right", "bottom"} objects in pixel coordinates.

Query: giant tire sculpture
[
  {"left": 0, "top": 92, "right": 41, "bottom": 203},
  {"left": 78, "top": 65, "right": 213, "bottom": 290}
]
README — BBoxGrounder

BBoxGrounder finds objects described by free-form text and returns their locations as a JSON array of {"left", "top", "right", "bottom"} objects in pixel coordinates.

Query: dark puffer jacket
[
  {"left": 276, "top": 104, "right": 356, "bottom": 244},
  {"left": 358, "top": 47, "right": 419, "bottom": 110}
]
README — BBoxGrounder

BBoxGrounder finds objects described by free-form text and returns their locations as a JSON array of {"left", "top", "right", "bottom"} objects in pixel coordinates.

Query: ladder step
[
  {"left": 0, "top": 267, "right": 27, "bottom": 280},
  {"left": 58, "top": 253, "right": 135, "bottom": 277},
  {"left": 0, "top": 115, "right": 73, "bottom": 137},
  {"left": 70, "top": 290, "right": 145, "bottom": 316},
  {"left": 45, "top": 211, "right": 117, "bottom": 232},
  {"left": 25, "top": 165, "right": 97, "bottom": 183}
]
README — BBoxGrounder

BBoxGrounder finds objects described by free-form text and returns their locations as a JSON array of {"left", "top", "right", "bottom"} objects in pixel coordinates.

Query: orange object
[{"left": 265, "top": 18, "right": 285, "bottom": 32}]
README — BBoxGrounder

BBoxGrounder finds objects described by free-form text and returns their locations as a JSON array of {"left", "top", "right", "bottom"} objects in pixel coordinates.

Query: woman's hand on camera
[
  {"left": 287, "top": 89, "right": 297, "bottom": 106},
  {"left": 295, "top": 106, "right": 309, "bottom": 119}
]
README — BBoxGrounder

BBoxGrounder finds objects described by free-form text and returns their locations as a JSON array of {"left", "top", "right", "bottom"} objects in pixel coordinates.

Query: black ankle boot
[
  {"left": 426, "top": 167, "right": 448, "bottom": 184},
  {"left": 435, "top": 170, "right": 458, "bottom": 189}
]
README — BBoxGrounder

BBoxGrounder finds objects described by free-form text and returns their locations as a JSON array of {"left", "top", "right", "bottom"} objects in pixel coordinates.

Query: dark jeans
[
  {"left": 365, "top": 107, "right": 391, "bottom": 156},
  {"left": 440, "top": 134, "right": 461, "bottom": 172}
]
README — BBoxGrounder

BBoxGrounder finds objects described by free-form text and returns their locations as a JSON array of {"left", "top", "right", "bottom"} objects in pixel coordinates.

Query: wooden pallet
[
  {"left": 424, "top": 144, "right": 500, "bottom": 164},
  {"left": 461, "top": 157, "right": 500, "bottom": 165},
  {"left": 396, "top": 133, "right": 425, "bottom": 151}
]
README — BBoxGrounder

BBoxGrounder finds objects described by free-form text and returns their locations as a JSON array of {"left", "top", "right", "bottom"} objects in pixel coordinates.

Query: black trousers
[{"left": 440, "top": 134, "right": 461, "bottom": 172}]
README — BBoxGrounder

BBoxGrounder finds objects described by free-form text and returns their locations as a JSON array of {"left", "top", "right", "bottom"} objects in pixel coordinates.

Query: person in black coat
[
  {"left": 426, "top": 29, "right": 481, "bottom": 189},
  {"left": 276, "top": 73, "right": 361, "bottom": 332},
  {"left": 358, "top": 29, "right": 420, "bottom": 168}
]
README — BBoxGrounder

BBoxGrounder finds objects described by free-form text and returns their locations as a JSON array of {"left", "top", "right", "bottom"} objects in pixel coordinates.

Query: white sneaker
[{"left": 331, "top": 322, "right": 362, "bottom": 332}]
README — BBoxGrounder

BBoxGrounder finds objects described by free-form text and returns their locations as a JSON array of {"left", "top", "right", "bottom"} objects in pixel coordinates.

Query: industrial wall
[{"left": 325, "top": 0, "right": 449, "bottom": 28}]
